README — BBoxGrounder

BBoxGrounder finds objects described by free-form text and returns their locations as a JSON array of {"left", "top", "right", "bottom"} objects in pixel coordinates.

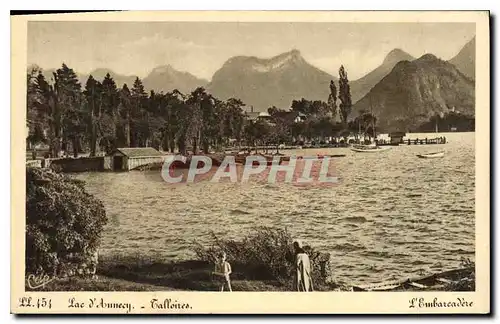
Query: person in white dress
[{"left": 293, "top": 240, "right": 314, "bottom": 292}]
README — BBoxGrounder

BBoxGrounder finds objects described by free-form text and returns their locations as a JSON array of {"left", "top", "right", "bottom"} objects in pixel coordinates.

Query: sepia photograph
[{"left": 11, "top": 10, "right": 490, "bottom": 314}]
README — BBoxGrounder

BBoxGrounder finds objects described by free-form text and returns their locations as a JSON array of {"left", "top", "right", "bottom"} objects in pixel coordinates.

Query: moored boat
[
  {"left": 350, "top": 145, "right": 391, "bottom": 153},
  {"left": 352, "top": 266, "right": 473, "bottom": 292},
  {"left": 416, "top": 151, "right": 445, "bottom": 159}
]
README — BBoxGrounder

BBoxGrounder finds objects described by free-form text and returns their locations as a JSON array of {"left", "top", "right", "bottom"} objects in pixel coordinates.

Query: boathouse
[
  {"left": 389, "top": 132, "right": 406, "bottom": 145},
  {"left": 104, "top": 147, "right": 165, "bottom": 171}
]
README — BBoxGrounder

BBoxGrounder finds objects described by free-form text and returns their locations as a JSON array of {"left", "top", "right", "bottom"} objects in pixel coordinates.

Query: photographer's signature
[{"left": 26, "top": 273, "right": 55, "bottom": 290}]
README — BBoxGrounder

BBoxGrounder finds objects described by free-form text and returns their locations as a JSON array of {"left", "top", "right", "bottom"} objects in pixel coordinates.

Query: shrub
[
  {"left": 26, "top": 167, "right": 108, "bottom": 277},
  {"left": 193, "top": 226, "right": 331, "bottom": 289}
]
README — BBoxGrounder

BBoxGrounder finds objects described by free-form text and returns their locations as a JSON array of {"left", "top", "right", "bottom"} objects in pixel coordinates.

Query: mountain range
[
  {"left": 353, "top": 54, "right": 475, "bottom": 132},
  {"left": 448, "top": 36, "right": 475, "bottom": 80},
  {"left": 37, "top": 66, "right": 208, "bottom": 95},
  {"left": 206, "top": 49, "right": 334, "bottom": 111},
  {"left": 350, "top": 49, "right": 415, "bottom": 103},
  {"left": 32, "top": 36, "right": 475, "bottom": 130}
]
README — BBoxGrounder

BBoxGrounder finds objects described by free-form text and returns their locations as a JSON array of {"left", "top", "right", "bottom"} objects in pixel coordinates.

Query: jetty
[
  {"left": 403, "top": 137, "right": 447, "bottom": 145},
  {"left": 224, "top": 145, "right": 302, "bottom": 153}
]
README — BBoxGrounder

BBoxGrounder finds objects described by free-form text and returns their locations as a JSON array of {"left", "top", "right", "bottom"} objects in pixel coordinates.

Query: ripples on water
[{"left": 74, "top": 132, "right": 475, "bottom": 285}]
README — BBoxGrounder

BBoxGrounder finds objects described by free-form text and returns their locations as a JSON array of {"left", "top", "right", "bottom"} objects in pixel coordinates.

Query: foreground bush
[
  {"left": 193, "top": 227, "right": 332, "bottom": 289},
  {"left": 26, "top": 168, "right": 108, "bottom": 277}
]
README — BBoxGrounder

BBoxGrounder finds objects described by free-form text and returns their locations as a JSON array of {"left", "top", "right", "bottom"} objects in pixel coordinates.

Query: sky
[{"left": 28, "top": 21, "right": 475, "bottom": 81}]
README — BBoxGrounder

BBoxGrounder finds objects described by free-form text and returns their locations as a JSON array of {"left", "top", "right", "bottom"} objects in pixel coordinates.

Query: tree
[
  {"left": 100, "top": 73, "right": 120, "bottom": 152},
  {"left": 223, "top": 98, "right": 245, "bottom": 148},
  {"left": 186, "top": 87, "right": 215, "bottom": 154},
  {"left": 243, "top": 119, "right": 271, "bottom": 152},
  {"left": 26, "top": 62, "right": 258, "bottom": 156},
  {"left": 166, "top": 90, "right": 187, "bottom": 153},
  {"left": 26, "top": 168, "right": 107, "bottom": 276},
  {"left": 327, "top": 80, "right": 338, "bottom": 120},
  {"left": 130, "top": 77, "right": 148, "bottom": 147},
  {"left": 338, "top": 65, "right": 352, "bottom": 125},
  {"left": 291, "top": 98, "right": 312, "bottom": 115},
  {"left": 117, "top": 84, "right": 132, "bottom": 147},
  {"left": 83, "top": 75, "right": 102, "bottom": 156},
  {"left": 291, "top": 98, "right": 329, "bottom": 117},
  {"left": 350, "top": 111, "right": 377, "bottom": 141},
  {"left": 53, "top": 63, "right": 82, "bottom": 157},
  {"left": 27, "top": 66, "right": 48, "bottom": 148},
  {"left": 33, "top": 71, "right": 59, "bottom": 157},
  {"left": 145, "top": 90, "right": 166, "bottom": 150}
]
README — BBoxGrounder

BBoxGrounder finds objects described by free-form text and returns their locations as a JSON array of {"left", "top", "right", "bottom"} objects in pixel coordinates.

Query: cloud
[
  {"left": 110, "top": 33, "right": 218, "bottom": 78},
  {"left": 121, "top": 33, "right": 207, "bottom": 52}
]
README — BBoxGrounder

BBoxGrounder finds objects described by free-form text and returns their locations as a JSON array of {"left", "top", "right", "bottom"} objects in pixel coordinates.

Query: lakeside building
[
  {"left": 104, "top": 147, "right": 165, "bottom": 171},
  {"left": 389, "top": 132, "right": 407, "bottom": 145}
]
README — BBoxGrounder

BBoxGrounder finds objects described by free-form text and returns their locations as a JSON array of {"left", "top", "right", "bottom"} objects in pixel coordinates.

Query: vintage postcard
[{"left": 11, "top": 11, "right": 490, "bottom": 314}]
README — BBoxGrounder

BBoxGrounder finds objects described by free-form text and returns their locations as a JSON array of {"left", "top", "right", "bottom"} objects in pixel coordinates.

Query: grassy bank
[
  {"left": 32, "top": 254, "right": 475, "bottom": 292},
  {"left": 34, "top": 255, "right": 287, "bottom": 292},
  {"left": 31, "top": 227, "right": 474, "bottom": 292},
  {"left": 33, "top": 227, "right": 344, "bottom": 292}
]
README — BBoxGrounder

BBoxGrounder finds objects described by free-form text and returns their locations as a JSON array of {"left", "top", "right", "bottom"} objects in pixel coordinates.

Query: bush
[
  {"left": 26, "top": 168, "right": 108, "bottom": 277},
  {"left": 193, "top": 226, "right": 331, "bottom": 289}
]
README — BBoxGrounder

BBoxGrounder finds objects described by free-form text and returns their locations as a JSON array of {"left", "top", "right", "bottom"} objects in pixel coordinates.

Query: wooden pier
[{"left": 403, "top": 137, "right": 447, "bottom": 145}]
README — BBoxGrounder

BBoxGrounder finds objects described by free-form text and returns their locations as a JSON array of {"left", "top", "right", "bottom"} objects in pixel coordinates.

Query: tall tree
[
  {"left": 100, "top": 73, "right": 120, "bottom": 153},
  {"left": 54, "top": 63, "right": 82, "bottom": 157},
  {"left": 338, "top": 66, "right": 352, "bottom": 125},
  {"left": 145, "top": 90, "right": 166, "bottom": 149},
  {"left": 27, "top": 66, "right": 47, "bottom": 148},
  {"left": 225, "top": 98, "right": 245, "bottom": 147},
  {"left": 83, "top": 75, "right": 102, "bottom": 156},
  {"left": 328, "top": 80, "right": 338, "bottom": 120},
  {"left": 117, "top": 84, "right": 132, "bottom": 147},
  {"left": 130, "top": 77, "right": 148, "bottom": 147},
  {"left": 186, "top": 87, "right": 214, "bottom": 154},
  {"left": 165, "top": 90, "right": 187, "bottom": 153}
]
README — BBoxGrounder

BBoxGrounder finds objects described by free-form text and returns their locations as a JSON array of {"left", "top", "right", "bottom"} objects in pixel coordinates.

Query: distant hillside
[
  {"left": 81, "top": 68, "right": 138, "bottom": 88},
  {"left": 448, "top": 36, "right": 475, "bottom": 80},
  {"left": 30, "top": 65, "right": 208, "bottom": 93},
  {"left": 353, "top": 54, "right": 475, "bottom": 132},
  {"left": 34, "top": 67, "right": 138, "bottom": 88},
  {"left": 350, "top": 49, "right": 415, "bottom": 103},
  {"left": 142, "top": 65, "right": 208, "bottom": 94},
  {"left": 207, "top": 50, "right": 335, "bottom": 111}
]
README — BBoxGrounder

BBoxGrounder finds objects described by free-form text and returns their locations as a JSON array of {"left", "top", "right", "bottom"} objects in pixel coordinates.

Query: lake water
[{"left": 74, "top": 132, "right": 475, "bottom": 285}]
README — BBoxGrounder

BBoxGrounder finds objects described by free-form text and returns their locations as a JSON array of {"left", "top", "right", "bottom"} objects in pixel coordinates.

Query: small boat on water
[
  {"left": 350, "top": 144, "right": 391, "bottom": 153},
  {"left": 350, "top": 99, "right": 391, "bottom": 153},
  {"left": 416, "top": 151, "right": 445, "bottom": 159},
  {"left": 351, "top": 266, "right": 473, "bottom": 292}
]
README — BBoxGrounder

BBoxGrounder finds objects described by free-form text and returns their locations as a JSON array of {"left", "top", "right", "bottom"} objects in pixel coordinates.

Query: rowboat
[
  {"left": 416, "top": 151, "right": 445, "bottom": 159},
  {"left": 350, "top": 145, "right": 391, "bottom": 153},
  {"left": 351, "top": 267, "right": 473, "bottom": 292}
]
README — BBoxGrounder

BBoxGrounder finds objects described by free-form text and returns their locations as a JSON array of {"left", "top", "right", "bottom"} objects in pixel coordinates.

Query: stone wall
[{"left": 49, "top": 157, "right": 104, "bottom": 172}]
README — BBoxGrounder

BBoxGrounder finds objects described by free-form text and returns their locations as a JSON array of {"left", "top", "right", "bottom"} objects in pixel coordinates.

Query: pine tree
[
  {"left": 27, "top": 66, "right": 46, "bottom": 148},
  {"left": 83, "top": 75, "right": 102, "bottom": 156},
  {"left": 130, "top": 77, "right": 148, "bottom": 147},
  {"left": 118, "top": 84, "right": 132, "bottom": 147},
  {"left": 54, "top": 63, "right": 82, "bottom": 157},
  {"left": 101, "top": 73, "right": 119, "bottom": 152}
]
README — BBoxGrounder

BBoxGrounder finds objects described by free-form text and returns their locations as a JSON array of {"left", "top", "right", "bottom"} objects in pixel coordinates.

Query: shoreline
[{"left": 29, "top": 255, "right": 475, "bottom": 292}]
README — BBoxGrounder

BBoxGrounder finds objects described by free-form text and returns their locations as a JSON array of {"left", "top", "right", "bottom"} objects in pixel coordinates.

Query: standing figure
[
  {"left": 293, "top": 240, "right": 314, "bottom": 291},
  {"left": 212, "top": 251, "right": 232, "bottom": 292}
]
